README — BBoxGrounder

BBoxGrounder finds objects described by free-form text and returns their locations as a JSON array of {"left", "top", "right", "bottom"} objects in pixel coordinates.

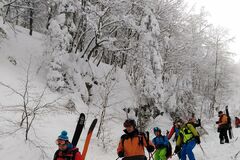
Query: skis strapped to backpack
[
  {"left": 72, "top": 113, "right": 86, "bottom": 147},
  {"left": 82, "top": 118, "right": 98, "bottom": 160},
  {"left": 226, "top": 106, "right": 233, "bottom": 139},
  {"left": 145, "top": 131, "right": 152, "bottom": 160}
]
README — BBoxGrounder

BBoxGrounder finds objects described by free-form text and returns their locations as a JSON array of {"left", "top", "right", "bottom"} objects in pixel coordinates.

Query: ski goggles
[{"left": 55, "top": 139, "right": 67, "bottom": 146}]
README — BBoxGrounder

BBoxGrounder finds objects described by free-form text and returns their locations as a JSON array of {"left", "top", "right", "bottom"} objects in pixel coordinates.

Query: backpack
[
  {"left": 153, "top": 135, "right": 172, "bottom": 158},
  {"left": 227, "top": 115, "right": 231, "bottom": 128},
  {"left": 179, "top": 123, "right": 199, "bottom": 144},
  {"left": 54, "top": 148, "right": 79, "bottom": 160},
  {"left": 166, "top": 142, "right": 172, "bottom": 159}
]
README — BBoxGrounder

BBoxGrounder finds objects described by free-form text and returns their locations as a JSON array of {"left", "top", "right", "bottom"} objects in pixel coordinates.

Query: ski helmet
[{"left": 153, "top": 127, "right": 160, "bottom": 132}]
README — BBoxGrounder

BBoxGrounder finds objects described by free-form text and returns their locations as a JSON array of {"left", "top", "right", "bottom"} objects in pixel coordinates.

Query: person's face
[
  {"left": 190, "top": 117, "right": 195, "bottom": 122},
  {"left": 125, "top": 125, "right": 134, "bottom": 133},
  {"left": 154, "top": 131, "right": 161, "bottom": 136},
  {"left": 56, "top": 139, "right": 68, "bottom": 151},
  {"left": 176, "top": 122, "right": 181, "bottom": 128}
]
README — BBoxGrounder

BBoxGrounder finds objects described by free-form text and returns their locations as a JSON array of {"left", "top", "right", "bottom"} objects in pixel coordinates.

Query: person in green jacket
[{"left": 174, "top": 122, "right": 201, "bottom": 160}]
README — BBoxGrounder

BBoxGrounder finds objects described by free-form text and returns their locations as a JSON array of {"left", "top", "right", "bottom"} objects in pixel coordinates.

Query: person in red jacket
[
  {"left": 168, "top": 120, "right": 182, "bottom": 141},
  {"left": 235, "top": 117, "right": 240, "bottom": 128},
  {"left": 53, "top": 130, "right": 83, "bottom": 160}
]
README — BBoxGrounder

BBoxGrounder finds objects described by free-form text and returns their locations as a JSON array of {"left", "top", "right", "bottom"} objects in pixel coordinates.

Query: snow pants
[
  {"left": 154, "top": 148, "right": 167, "bottom": 160},
  {"left": 219, "top": 128, "right": 229, "bottom": 143},
  {"left": 180, "top": 139, "right": 196, "bottom": 160}
]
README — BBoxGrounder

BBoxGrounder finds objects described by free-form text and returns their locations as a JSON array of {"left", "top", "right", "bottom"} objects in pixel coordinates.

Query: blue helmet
[{"left": 153, "top": 127, "right": 160, "bottom": 132}]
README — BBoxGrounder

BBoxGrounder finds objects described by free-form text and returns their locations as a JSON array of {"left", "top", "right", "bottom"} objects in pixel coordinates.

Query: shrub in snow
[
  {"left": 8, "top": 56, "right": 17, "bottom": 65},
  {"left": 0, "top": 27, "right": 7, "bottom": 41}
]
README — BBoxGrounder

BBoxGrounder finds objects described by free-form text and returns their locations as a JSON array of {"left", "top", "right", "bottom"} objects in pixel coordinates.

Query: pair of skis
[
  {"left": 225, "top": 106, "right": 233, "bottom": 139},
  {"left": 71, "top": 113, "right": 97, "bottom": 160}
]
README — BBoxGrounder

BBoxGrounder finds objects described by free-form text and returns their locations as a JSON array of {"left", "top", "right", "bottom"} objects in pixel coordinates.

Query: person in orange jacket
[
  {"left": 216, "top": 111, "right": 229, "bottom": 144},
  {"left": 53, "top": 131, "right": 83, "bottom": 160},
  {"left": 117, "top": 119, "right": 154, "bottom": 160}
]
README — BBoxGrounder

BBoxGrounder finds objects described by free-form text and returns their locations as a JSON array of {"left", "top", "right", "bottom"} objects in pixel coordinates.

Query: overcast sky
[{"left": 186, "top": 0, "right": 240, "bottom": 61}]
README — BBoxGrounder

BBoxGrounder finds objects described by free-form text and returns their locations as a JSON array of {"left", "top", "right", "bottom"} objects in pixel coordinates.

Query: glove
[
  {"left": 118, "top": 151, "right": 124, "bottom": 158},
  {"left": 174, "top": 146, "right": 181, "bottom": 154},
  {"left": 198, "top": 119, "right": 201, "bottom": 127},
  {"left": 195, "top": 136, "right": 201, "bottom": 144},
  {"left": 146, "top": 145, "right": 154, "bottom": 153},
  {"left": 216, "top": 121, "right": 219, "bottom": 124}
]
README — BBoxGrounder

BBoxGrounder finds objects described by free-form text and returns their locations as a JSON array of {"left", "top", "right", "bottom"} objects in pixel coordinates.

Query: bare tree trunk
[
  {"left": 29, "top": 7, "right": 33, "bottom": 36},
  {"left": 96, "top": 97, "right": 107, "bottom": 138},
  {"left": 46, "top": 7, "right": 52, "bottom": 29},
  {"left": 3, "top": 5, "right": 10, "bottom": 24},
  {"left": 210, "top": 38, "right": 220, "bottom": 118},
  {"left": 97, "top": 50, "right": 104, "bottom": 67},
  {"left": 15, "top": 7, "right": 19, "bottom": 25},
  {"left": 138, "top": 108, "right": 143, "bottom": 132},
  {"left": 74, "top": 0, "right": 87, "bottom": 53},
  {"left": 120, "top": 53, "right": 127, "bottom": 68}
]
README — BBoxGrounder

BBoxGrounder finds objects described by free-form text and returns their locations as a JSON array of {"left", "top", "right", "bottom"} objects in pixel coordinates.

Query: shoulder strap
[
  {"left": 138, "top": 132, "right": 145, "bottom": 146},
  {"left": 53, "top": 150, "right": 60, "bottom": 160},
  {"left": 180, "top": 124, "right": 192, "bottom": 135},
  {"left": 145, "top": 131, "right": 150, "bottom": 146},
  {"left": 121, "top": 134, "right": 128, "bottom": 151},
  {"left": 71, "top": 148, "right": 79, "bottom": 160},
  {"left": 185, "top": 123, "right": 192, "bottom": 132}
]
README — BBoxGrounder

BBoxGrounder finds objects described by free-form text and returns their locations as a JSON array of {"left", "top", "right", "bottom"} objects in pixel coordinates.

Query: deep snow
[{"left": 0, "top": 17, "right": 240, "bottom": 160}]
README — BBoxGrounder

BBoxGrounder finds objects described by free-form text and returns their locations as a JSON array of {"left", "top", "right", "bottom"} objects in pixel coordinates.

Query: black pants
[{"left": 219, "top": 128, "right": 229, "bottom": 143}]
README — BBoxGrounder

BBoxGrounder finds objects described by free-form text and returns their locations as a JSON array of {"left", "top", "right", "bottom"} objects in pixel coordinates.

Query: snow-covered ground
[{"left": 1, "top": 18, "right": 240, "bottom": 160}]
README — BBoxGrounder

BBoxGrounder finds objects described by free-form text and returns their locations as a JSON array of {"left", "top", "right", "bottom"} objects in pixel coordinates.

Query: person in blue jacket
[{"left": 152, "top": 127, "right": 169, "bottom": 160}]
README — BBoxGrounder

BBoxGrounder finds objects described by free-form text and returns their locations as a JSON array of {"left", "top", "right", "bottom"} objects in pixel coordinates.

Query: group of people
[
  {"left": 52, "top": 111, "right": 238, "bottom": 160},
  {"left": 117, "top": 111, "right": 236, "bottom": 160},
  {"left": 117, "top": 117, "right": 201, "bottom": 160}
]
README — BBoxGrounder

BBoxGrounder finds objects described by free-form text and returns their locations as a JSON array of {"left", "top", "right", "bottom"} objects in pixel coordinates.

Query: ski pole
[
  {"left": 149, "top": 150, "right": 156, "bottom": 160},
  {"left": 149, "top": 152, "right": 155, "bottom": 160},
  {"left": 199, "top": 144, "right": 207, "bottom": 156},
  {"left": 115, "top": 157, "right": 120, "bottom": 160},
  {"left": 151, "top": 153, "right": 155, "bottom": 160},
  {"left": 148, "top": 149, "right": 154, "bottom": 160}
]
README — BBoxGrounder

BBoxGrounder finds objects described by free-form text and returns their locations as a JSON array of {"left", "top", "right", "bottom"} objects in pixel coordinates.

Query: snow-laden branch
[{"left": 0, "top": 82, "right": 24, "bottom": 97}]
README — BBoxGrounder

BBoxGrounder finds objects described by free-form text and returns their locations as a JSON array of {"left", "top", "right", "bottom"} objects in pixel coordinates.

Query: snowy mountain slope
[
  {"left": 1, "top": 17, "right": 240, "bottom": 160},
  {"left": 0, "top": 17, "right": 135, "bottom": 160}
]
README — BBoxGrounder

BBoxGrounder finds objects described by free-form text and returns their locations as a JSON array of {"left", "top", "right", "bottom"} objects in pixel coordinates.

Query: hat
[
  {"left": 153, "top": 127, "right": 160, "bottom": 132},
  {"left": 123, "top": 119, "right": 136, "bottom": 128},
  {"left": 218, "top": 111, "right": 223, "bottom": 115},
  {"left": 58, "top": 130, "right": 69, "bottom": 141}
]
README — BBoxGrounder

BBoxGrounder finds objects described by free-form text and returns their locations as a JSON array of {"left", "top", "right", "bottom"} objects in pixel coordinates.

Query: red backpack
[{"left": 53, "top": 148, "right": 81, "bottom": 160}]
